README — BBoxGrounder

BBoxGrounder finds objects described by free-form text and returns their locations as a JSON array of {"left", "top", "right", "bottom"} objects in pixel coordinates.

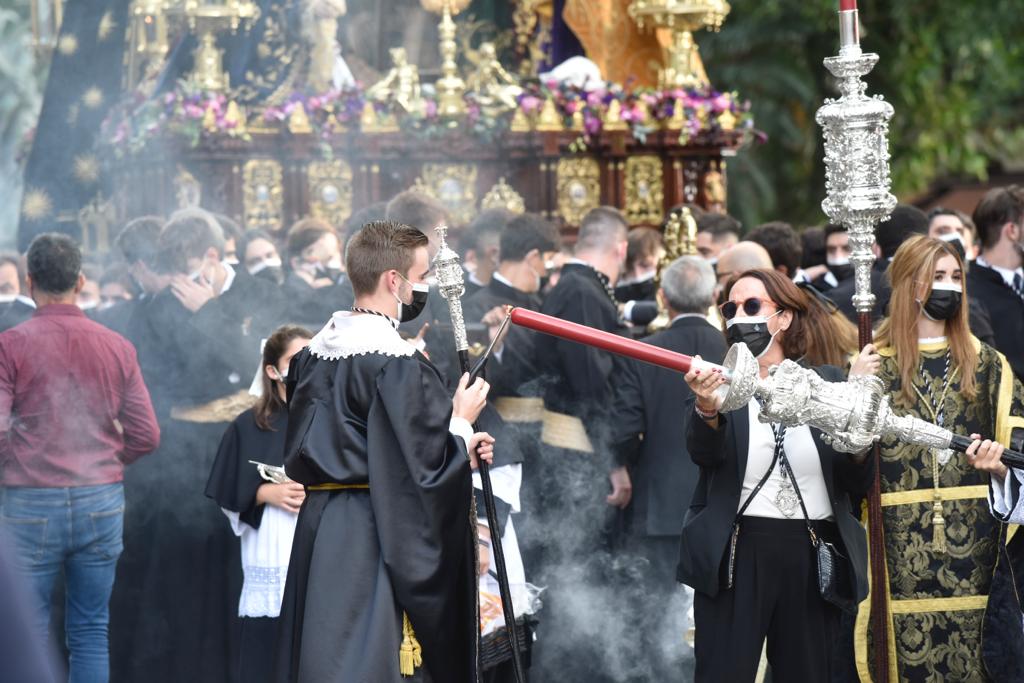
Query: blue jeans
[{"left": 1, "top": 483, "right": 124, "bottom": 683}]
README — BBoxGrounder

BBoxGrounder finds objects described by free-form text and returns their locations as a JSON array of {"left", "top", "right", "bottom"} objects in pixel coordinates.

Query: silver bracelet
[{"left": 694, "top": 402, "right": 719, "bottom": 421}]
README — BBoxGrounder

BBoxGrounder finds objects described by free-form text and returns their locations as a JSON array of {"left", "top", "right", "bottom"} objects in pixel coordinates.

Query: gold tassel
[
  {"left": 399, "top": 612, "right": 422, "bottom": 677},
  {"left": 932, "top": 498, "right": 947, "bottom": 553}
]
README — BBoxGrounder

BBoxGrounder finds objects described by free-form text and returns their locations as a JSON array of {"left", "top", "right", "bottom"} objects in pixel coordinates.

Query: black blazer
[
  {"left": 612, "top": 317, "right": 728, "bottom": 537},
  {"left": 677, "top": 365, "right": 871, "bottom": 601}
]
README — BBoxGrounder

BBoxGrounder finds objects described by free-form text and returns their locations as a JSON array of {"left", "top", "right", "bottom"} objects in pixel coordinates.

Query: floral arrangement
[{"left": 99, "top": 78, "right": 755, "bottom": 156}]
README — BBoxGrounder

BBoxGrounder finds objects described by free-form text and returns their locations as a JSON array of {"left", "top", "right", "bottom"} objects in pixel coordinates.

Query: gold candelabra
[
  {"left": 180, "top": 0, "right": 260, "bottom": 92},
  {"left": 29, "top": 0, "right": 63, "bottom": 59},
  {"left": 628, "top": 0, "right": 730, "bottom": 90},
  {"left": 648, "top": 206, "right": 698, "bottom": 332},
  {"left": 422, "top": 0, "right": 472, "bottom": 117}
]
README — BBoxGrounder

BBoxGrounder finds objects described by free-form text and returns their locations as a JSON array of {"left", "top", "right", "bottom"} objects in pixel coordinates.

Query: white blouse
[{"left": 738, "top": 398, "right": 835, "bottom": 521}]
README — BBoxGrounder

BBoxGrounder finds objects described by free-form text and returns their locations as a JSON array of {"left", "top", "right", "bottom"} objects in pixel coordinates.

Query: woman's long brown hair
[
  {"left": 875, "top": 235, "right": 977, "bottom": 404},
  {"left": 725, "top": 269, "right": 858, "bottom": 367},
  {"left": 254, "top": 324, "right": 314, "bottom": 431}
]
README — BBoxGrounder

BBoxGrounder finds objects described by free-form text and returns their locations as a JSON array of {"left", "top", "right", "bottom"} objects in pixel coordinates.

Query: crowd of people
[{"left": 2, "top": 183, "right": 1024, "bottom": 683}]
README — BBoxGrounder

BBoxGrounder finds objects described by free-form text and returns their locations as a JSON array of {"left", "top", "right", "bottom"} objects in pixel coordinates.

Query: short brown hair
[
  {"left": 156, "top": 209, "right": 225, "bottom": 274},
  {"left": 286, "top": 217, "right": 335, "bottom": 259},
  {"left": 625, "top": 227, "right": 663, "bottom": 272},
  {"left": 972, "top": 185, "right": 1024, "bottom": 249},
  {"left": 345, "top": 220, "right": 429, "bottom": 296},
  {"left": 385, "top": 190, "right": 449, "bottom": 231}
]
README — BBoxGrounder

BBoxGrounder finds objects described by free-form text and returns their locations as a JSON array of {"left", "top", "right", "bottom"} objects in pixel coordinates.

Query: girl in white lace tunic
[{"left": 205, "top": 325, "right": 312, "bottom": 683}]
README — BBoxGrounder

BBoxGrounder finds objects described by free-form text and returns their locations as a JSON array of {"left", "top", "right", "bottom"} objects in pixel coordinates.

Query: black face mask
[
  {"left": 922, "top": 284, "right": 962, "bottom": 321},
  {"left": 397, "top": 280, "right": 430, "bottom": 323},
  {"left": 725, "top": 314, "right": 778, "bottom": 358},
  {"left": 253, "top": 265, "right": 285, "bottom": 286}
]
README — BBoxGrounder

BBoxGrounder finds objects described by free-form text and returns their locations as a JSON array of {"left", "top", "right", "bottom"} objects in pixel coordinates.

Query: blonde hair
[{"left": 875, "top": 234, "right": 977, "bottom": 403}]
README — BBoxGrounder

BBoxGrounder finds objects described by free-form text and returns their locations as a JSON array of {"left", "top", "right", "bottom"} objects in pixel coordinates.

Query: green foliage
[{"left": 701, "top": 0, "right": 1024, "bottom": 231}]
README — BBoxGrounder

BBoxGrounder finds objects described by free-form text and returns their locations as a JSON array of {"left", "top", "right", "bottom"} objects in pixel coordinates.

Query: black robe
[
  {"left": 205, "top": 408, "right": 288, "bottom": 530},
  {"left": 111, "top": 275, "right": 282, "bottom": 683},
  {"left": 464, "top": 277, "right": 543, "bottom": 400},
  {"left": 0, "top": 299, "right": 35, "bottom": 333},
  {"left": 275, "top": 344, "right": 477, "bottom": 683},
  {"left": 280, "top": 272, "right": 353, "bottom": 330}
]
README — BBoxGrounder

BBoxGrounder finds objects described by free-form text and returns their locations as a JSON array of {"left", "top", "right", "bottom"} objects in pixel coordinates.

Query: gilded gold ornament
[
  {"left": 556, "top": 157, "right": 600, "bottom": 225},
  {"left": 624, "top": 155, "right": 664, "bottom": 224},
  {"left": 308, "top": 160, "right": 354, "bottom": 227},
  {"left": 482, "top": 178, "right": 525, "bottom": 214},
  {"left": 242, "top": 159, "right": 284, "bottom": 231}
]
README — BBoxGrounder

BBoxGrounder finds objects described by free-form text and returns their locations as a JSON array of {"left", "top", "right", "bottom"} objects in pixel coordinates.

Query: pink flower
[
  {"left": 520, "top": 95, "right": 541, "bottom": 113},
  {"left": 184, "top": 104, "right": 204, "bottom": 119},
  {"left": 425, "top": 100, "right": 438, "bottom": 117},
  {"left": 712, "top": 94, "right": 732, "bottom": 113}
]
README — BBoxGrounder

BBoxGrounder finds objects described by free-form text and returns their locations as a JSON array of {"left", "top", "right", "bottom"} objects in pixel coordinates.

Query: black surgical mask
[
  {"left": 725, "top": 311, "right": 781, "bottom": 359},
  {"left": 396, "top": 275, "right": 430, "bottom": 322},
  {"left": 921, "top": 282, "right": 962, "bottom": 322}
]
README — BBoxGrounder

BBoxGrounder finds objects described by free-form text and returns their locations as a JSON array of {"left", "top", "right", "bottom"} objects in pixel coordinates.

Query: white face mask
[
  {"left": 248, "top": 257, "right": 283, "bottom": 276},
  {"left": 826, "top": 255, "right": 851, "bottom": 267}
]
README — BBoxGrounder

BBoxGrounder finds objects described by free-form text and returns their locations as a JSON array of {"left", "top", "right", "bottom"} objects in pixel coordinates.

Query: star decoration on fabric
[
  {"left": 98, "top": 11, "right": 117, "bottom": 41},
  {"left": 73, "top": 154, "right": 101, "bottom": 184},
  {"left": 82, "top": 87, "right": 104, "bottom": 109},
  {"left": 57, "top": 34, "right": 79, "bottom": 56},
  {"left": 21, "top": 188, "right": 54, "bottom": 221}
]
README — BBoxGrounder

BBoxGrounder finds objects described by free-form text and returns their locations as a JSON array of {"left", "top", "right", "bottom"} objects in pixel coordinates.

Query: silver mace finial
[
  {"left": 432, "top": 224, "right": 468, "bottom": 352},
  {"left": 815, "top": 9, "right": 896, "bottom": 314}
]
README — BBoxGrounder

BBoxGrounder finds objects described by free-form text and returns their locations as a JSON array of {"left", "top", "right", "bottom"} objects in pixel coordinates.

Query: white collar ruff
[{"left": 309, "top": 311, "right": 416, "bottom": 361}]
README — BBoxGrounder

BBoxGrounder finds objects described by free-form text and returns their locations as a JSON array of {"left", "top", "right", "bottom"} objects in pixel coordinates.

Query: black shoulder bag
[{"left": 775, "top": 426, "right": 857, "bottom": 615}]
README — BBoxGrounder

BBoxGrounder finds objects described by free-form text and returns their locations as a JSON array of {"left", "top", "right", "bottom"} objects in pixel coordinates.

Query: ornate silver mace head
[
  {"left": 815, "top": 6, "right": 896, "bottom": 314},
  {"left": 432, "top": 224, "right": 469, "bottom": 352},
  {"left": 717, "top": 342, "right": 959, "bottom": 455}
]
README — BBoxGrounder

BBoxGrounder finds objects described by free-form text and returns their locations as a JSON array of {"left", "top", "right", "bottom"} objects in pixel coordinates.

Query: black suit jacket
[
  {"left": 968, "top": 262, "right": 1024, "bottom": 381},
  {"left": 612, "top": 317, "right": 728, "bottom": 537},
  {"left": 677, "top": 365, "right": 871, "bottom": 601}
]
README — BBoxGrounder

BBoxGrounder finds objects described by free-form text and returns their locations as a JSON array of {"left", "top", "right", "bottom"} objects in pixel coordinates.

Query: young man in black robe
[
  {"left": 610, "top": 256, "right": 727, "bottom": 681},
  {"left": 112, "top": 209, "right": 286, "bottom": 683},
  {"left": 532, "top": 206, "right": 629, "bottom": 682},
  {"left": 275, "top": 220, "right": 495, "bottom": 683}
]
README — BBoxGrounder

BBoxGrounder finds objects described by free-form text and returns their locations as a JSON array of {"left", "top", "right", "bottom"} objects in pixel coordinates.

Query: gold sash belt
[
  {"left": 880, "top": 484, "right": 988, "bottom": 507},
  {"left": 890, "top": 595, "right": 988, "bottom": 614},
  {"left": 541, "top": 409, "right": 594, "bottom": 453},
  {"left": 306, "top": 483, "right": 370, "bottom": 491},
  {"left": 494, "top": 397, "right": 545, "bottom": 423},
  {"left": 171, "top": 389, "right": 256, "bottom": 423}
]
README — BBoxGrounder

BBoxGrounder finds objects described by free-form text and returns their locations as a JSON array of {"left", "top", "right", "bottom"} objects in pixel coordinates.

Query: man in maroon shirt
[{"left": 0, "top": 233, "right": 160, "bottom": 683}]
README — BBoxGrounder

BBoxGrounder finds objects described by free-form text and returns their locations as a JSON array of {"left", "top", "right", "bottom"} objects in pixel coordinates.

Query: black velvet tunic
[{"left": 274, "top": 343, "right": 477, "bottom": 683}]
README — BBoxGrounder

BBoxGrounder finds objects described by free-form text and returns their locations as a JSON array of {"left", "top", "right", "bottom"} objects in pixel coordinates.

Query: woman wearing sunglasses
[
  {"left": 853, "top": 235, "right": 1024, "bottom": 680},
  {"left": 679, "top": 268, "right": 872, "bottom": 682}
]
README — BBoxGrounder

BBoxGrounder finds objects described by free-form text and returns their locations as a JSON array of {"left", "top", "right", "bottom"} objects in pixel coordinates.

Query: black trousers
[{"left": 693, "top": 517, "right": 843, "bottom": 683}]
